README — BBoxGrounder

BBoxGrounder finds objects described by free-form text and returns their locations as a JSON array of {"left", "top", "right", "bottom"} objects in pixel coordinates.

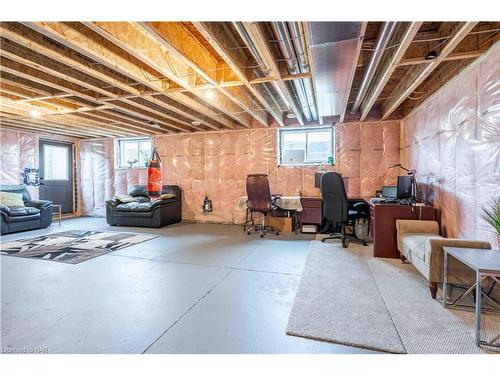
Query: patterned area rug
[{"left": 0, "top": 230, "right": 158, "bottom": 264}]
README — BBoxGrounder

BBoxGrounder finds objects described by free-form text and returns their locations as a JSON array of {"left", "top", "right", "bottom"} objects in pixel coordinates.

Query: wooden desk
[
  {"left": 300, "top": 196, "right": 323, "bottom": 225},
  {"left": 300, "top": 196, "right": 436, "bottom": 259},
  {"left": 370, "top": 203, "right": 435, "bottom": 258},
  {"left": 299, "top": 196, "right": 371, "bottom": 226}
]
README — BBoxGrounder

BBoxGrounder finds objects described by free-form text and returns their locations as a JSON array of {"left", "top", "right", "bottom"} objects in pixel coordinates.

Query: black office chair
[
  {"left": 244, "top": 174, "right": 280, "bottom": 238},
  {"left": 320, "top": 172, "right": 370, "bottom": 247}
]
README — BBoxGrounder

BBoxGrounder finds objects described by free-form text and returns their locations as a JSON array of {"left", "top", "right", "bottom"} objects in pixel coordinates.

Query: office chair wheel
[
  {"left": 247, "top": 230, "right": 251, "bottom": 235},
  {"left": 342, "top": 240, "right": 349, "bottom": 248},
  {"left": 259, "top": 233, "right": 264, "bottom": 238},
  {"left": 362, "top": 240, "right": 368, "bottom": 246},
  {"left": 275, "top": 232, "right": 279, "bottom": 236},
  {"left": 321, "top": 238, "right": 325, "bottom": 243}
]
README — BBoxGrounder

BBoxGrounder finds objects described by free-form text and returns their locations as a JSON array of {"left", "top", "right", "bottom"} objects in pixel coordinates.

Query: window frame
[
  {"left": 277, "top": 126, "right": 335, "bottom": 166},
  {"left": 115, "top": 137, "right": 152, "bottom": 170}
]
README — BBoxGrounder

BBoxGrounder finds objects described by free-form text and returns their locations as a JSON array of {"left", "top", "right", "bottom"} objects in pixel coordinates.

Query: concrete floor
[{"left": 1, "top": 217, "right": 374, "bottom": 354}]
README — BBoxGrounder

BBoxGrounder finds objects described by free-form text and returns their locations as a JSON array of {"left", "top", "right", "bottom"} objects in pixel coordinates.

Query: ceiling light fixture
[
  {"left": 425, "top": 50, "right": 438, "bottom": 60},
  {"left": 205, "top": 88, "right": 215, "bottom": 100},
  {"left": 191, "top": 121, "right": 201, "bottom": 126},
  {"left": 29, "top": 110, "right": 41, "bottom": 118},
  {"left": 286, "top": 110, "right": 297, "bottom": 119}
]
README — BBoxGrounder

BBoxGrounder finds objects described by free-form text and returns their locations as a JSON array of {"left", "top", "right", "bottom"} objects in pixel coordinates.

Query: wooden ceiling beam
[
  {"left": 398, "top": 49, "right": 485, "bottom": 66},
  {"left": 0, "top": 68, "right": 167, "bottom": 136},
  {"left": 382, "top": 22, "right": 477, "bottom": 120},
  {"left": 81, "top": 21, "right": 252, "bottom": 128},
  {"left": 0, "top": 57, "right": 187, "bottom": 133},
  {"left": 1, "top": 26, "right": 221, "bottom": 132},
  {"left": 0, "top": 109, "right": 122, "bottom": 138},
  {"left": 134, "top": 22, "right": 269, "bottom": 127},
  {"left": 192, "top": 22, "right": 284, "bottom": 127},
  {"left": 360, "top": 22, "right": 423, "bottom": 121},
  {"left": 239, "top": 22, "right": 305, "bottom": 126},
  {"left": 0, "top": 40, "right": 197, "bottom": 132},
  {"left": 340, "top": 22, "right": 367, "bottom": 123},
  {"left": 22, "top": 22, "right": 237, "bottom": 130},
  {"left": 0, "top": 121, "right": 88, "bottom": 138},
  {"left": 1, "top": 105, "right": 129, "bottom": 138}
]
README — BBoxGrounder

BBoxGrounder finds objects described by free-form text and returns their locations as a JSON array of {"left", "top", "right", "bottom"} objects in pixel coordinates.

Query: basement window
[
  {"left": 116, "top": 137, "right": 152, "bottom": 169},
  {"left": 278, "top": 126, "right": 335, "bottom": 166}
]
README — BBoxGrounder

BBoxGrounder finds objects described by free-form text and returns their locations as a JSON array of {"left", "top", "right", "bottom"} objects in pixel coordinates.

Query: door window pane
[{"left": 43, "top": 145, "right": 69, "bottom": 180}]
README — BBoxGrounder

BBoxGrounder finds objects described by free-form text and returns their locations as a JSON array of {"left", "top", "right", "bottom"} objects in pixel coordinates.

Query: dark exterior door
[{"left": 39, "top": 140, "right": 74, "bottom": 213}]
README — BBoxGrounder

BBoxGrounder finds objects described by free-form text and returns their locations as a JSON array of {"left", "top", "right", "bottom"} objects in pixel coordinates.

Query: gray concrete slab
[
  {"left": 1, "top": 217, "right": 374, "bottom": 354},
  {"left": 1, "top": 251, "right": 229, "bottom": 353},
  {"left": 146, "top": 269, "right": 374, "bottom": 353}
]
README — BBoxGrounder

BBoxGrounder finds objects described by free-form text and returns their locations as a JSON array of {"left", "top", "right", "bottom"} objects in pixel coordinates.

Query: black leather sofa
[
  {"left": 0, "top": 184, "right": 53, "bottom": 235},
  {"left": 106, "top": 185, "right": 182, "bottom": 228}
]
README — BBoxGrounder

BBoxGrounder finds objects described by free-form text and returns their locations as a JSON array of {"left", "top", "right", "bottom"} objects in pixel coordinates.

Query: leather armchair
[
  {"left": 0, "top": 184, "right": 53, "bottom": 235},
  {"left": 106, "top": 185, "right": 182, "bottom": 228}
]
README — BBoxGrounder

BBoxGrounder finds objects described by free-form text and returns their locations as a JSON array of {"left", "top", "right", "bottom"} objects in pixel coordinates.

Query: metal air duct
[
  {"left": 350, "top": 22, "right": 396, "bottom": 114},
  {"left": 307, "top": 22, "right": 364, "bottom": 117},
  {"left": 232, "top": 22, "right": 291, "bottom": 111},
  {"left": 270, "top": 22, "right": 316, "bottom": 121}
]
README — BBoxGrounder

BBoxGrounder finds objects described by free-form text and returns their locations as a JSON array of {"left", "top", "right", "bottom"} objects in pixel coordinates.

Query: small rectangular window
[
  {"left": 116, "top": 138, "right": 152, "bottom": 169},
  {"left": 278, "top": 126, "right": 335, "bottom": 166}
]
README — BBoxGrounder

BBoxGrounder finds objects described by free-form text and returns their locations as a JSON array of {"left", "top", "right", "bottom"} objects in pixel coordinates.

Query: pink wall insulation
[
  {"left": 78, "top": 121, "right": 400, "bottom": 223},
  {"left": 0, "top": 129, "right": 40, "bottom": 199},
  {"left": 401, "top": 43, "right": 500, "bottom": 249}
]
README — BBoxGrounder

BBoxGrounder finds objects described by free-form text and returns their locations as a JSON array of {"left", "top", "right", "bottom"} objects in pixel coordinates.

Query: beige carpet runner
[{"left": 286, "top": 240, "right": 500, "bottom": 354}]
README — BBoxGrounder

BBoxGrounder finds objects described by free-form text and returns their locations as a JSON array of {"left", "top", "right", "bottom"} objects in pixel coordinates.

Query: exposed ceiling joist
[
  {"left": 239, "top": 22, "right": 305, "bottom": 126},
  {"left": 0, "top": 57, "right": 180, "bottom": 133},
  {"left": 397, "top": 49, "right": 485, "bottom": 66},
  {"left": 22, "top": 22, "right": 236, "bottom": 131},
  {"left": 135, "top": 22, "right": 271, "bottom": 127},
  {"left": 381, "top": 22, "right": 478, "bottom": 119},
  {"left": 360, "top": 22, "right": 423, "bottom": 121},
  {"left": 192, "top": 22, "right": 284, "bottom": 127},
  {"left": 0, "top": 22, "right": 221, "bottom": 132},
  {"left": 81, "top": 21, "right": 254, "bottom": 128}
]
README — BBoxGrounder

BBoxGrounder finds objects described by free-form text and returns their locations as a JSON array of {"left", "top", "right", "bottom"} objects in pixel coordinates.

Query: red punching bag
[{"left": 147, "top": 147, "right": 162, "bottom": 197}]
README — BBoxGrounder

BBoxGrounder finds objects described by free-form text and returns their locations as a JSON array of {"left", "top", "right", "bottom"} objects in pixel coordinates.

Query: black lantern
[{"left": 202, "top": 196, "right": 213, "bottom": 213}]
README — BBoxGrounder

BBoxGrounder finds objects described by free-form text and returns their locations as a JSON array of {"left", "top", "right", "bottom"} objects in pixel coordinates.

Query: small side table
[
  {"left": 52, "top": 204, "right": 62, "bottom": 226},
  {"left": 443, "top": 247, "right": 500, "bottom": 349}
]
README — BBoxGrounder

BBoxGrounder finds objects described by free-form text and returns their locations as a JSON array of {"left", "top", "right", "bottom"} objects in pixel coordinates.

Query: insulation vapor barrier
[
  {"left": 78, "top": 122, "right": 400, "bottom": 224},
  {"left": 0, "top": 129, "right": 39, "bottom": 199},
  {"left": 402, "top": 43, "right": 499, "bottom": 249}
]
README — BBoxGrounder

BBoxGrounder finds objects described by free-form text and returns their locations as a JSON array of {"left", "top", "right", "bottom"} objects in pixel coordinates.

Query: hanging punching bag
[{"left": 147, "top": 147, "right": 162, "bottom": 197}]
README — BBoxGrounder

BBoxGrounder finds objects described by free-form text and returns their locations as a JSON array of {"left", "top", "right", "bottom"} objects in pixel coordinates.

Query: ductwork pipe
[
  {"left": 287, "top": 22, "right": 318, "bottom": 121},
  {"left": 232, "top": 22, "right": 291, "bottom": 111},
  {"left": 270, "top": 22, "right": 315, "bottom": 122},
  {"left": 350, "top": 22, "right": 396, "bottom": 114}
]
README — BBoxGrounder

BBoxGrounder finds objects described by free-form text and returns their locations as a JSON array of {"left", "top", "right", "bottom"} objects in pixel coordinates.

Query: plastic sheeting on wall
[
  {"left": 0, "top": 129, "right": 39, "bottom": 199},
  {"left": 402, "top": 43, "right": 500, "bottom": 249}
]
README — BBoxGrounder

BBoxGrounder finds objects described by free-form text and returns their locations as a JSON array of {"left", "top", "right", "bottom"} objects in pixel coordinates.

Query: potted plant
[{"left": 481, "top": 198, "right": 500, "bottom": 248}]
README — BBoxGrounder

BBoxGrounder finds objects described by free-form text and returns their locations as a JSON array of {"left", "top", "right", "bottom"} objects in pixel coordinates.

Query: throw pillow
[
  {"left": 0, "top": 192, "right": 25, "bottom": 207},
  {"left": 114, "top": 194, "right": 137, "bottom": 203},
  {"left": 159, "top": 193, "right": 176, "bottom": 200}
]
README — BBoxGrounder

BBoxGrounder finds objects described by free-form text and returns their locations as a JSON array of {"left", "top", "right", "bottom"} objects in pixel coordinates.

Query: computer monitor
[
  {"left": 397, "top": 175, "right": 413, "bottom": 199},
  {"left": 382, "top": 186, "right": 397, "bottom": 199}
]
